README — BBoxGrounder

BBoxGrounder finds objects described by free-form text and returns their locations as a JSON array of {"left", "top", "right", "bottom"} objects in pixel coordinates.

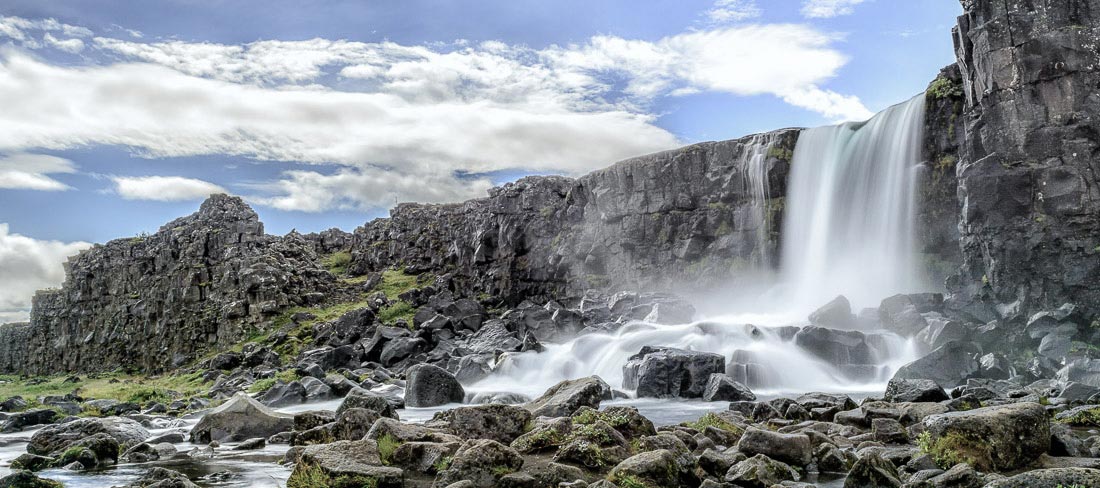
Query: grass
[
  {"left": 321, "top": 251, "right": 353, "bottom": 276},
  {"left": 1057, "top": 407, "right": 1100, "bottom": 427},
  {"left": 378, "top": 301, "right": 416, "bottom": 327},
  {"left": 376, "top": 270, "right": 420, "bottom": 300},
  {"left": 0, "top": 371, "right": 210, "bottom": 408},
  {"left": 287, "top": 462, "right": 379, "bottom": 488},
  {"left": 432, "top": 456, "right": 453, "bottom": 473},
  {"left": 376, "top": 434, "right": 400, "bottom": 465},
  {"left": 928, "top": 75, "right": 963, "bottom": 100},
  {"left": 610, "top": 474, "right": 649, "bottom": 488}
]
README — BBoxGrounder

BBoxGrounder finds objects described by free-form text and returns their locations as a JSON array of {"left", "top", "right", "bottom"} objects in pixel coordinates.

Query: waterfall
[
  {"left": 740, "top": 133, "right": 779, "bottom": 268},
  {"left": 781, "top": 94, "right": 927, "bottom": 310},
  {"left": 468, "top": 95, "right": 930, "bottom": 403}
]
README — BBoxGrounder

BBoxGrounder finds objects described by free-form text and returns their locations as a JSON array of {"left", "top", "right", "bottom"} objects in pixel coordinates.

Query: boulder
[
  {"left": 189, "top": 393, "right": 294, "bottom": 443},
  {"left": 333, "top": 408, "right": 381, "bottom": 441},
  {"left": 510, "top": 417, "right": 573, "bottom": 454},
  {"left": 391, "top": 441, "right": 460, "bottom": 474},
  {"left": 702, "top": 373, "right": 756, "bottom": 402},
  {"left": 29, "top": 417, "right": 149, "bottom": 456},
  {"left": 405, "top": 364, "right": 465, "bottom": 408},
  {"left": 436, "top": 404, "right": 533, "bottom": 444},
  {"left": 338, "top": 387, "right": 399, "bottom": 419},
  {"left": 257, "top": 380, "right": 307, "bottom": 407},
  {"left": 809, "top": 295, "right": 855, "bottom": 328},
  {"left": 0, "top": 409, "right": 59, "bottom": 433},
  {"left": 891, "top": 341, "right": 980, "bottom": 388},
  {"left": 793, "top": 326, "right": 873, "bottom": 367},
  {"left": 607, "top": 450, "right": 681, "bottom": 488},
  {"left": 0, "top": 471, "right": 65, "bottom": 488},
  {"left": 524, "top": 376, "right": 611, "bottom": 417},
  {"left": 736, "top": 428, "right": 812, "bottom": 466},
  {"left": 921, "top": 402, "right": 1049, "bottom": 471},
  {"left": 433, "top": 439, "right": 524, "bottom": 488},
  {"left": 982, "top": 467, "right": 1100, "bottom": 488},
  {"left": 843, "top": 452, "right": 900, "bottom": 488},
  {"left": 291, "top": 440, "right": 403, "bottom": 488},
  {"left": 724, "top": 454, "right": 799, "bottom": 487},
  {"left": 884, "top": 378, "right": 948, "bottom": 403},
  {"left": 623, "top": 346, "right": 725, "bottom": 398}
]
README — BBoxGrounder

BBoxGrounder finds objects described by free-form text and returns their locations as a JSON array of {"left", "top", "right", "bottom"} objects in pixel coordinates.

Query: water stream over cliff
[{"left": 471, "top": 94, "right": 930, "bottom": 400}]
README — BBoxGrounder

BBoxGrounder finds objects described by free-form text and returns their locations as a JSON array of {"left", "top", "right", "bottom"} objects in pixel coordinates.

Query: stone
[
  {"left": 809, "top": 295, "right": 854, "bottom": 328},
  {"left": 29, "top": 417, "right": 150, "bottom": 456},
  {"left": 921, "top": 402, "right": 1049, "bottom": 471},
  {"left": 736, "top": 428, "right": 812, "bottom": 467},
  {"left": 524, "top": 376, "right": 611, "bottom": 418},
  {"left": 367, "top": 417, "right": 460, "bottom": 444},
  {"left": 510, "top": 417, "right": 572, "bottom": 454},
  {"left": 724, "top": 454, "right": 799, "bottom": 487},
  {"left": 884, "top": 378, "right": 949, "bottom": 403},
  {"left": 702, "top": 373, "right": 756, "bottom": 402},
  {"left": 189, "top": 393, "right": 294, "bottom": 444},
  {"left": 607, "top": 450, "right": 681, "bottom": 488},
  {"left": 0, "top": 396, "right": 27, "bottom": 412},
  {"left": 292, "top": 440, "right": 403, "bottom": 488},
  {"left": 333, "top": 408, "right": 381, "bottom": 442},
  {"left": 433, "top": 439, "right": 524, "bottom": 488},
  {"left": 391, "top": 441, "right": 460, "bottom": 474},
  {"left": 871, "top": 418, "right": 907, "bottom": 444},
  {"left": 891, "top": 342, "right": 980, "bottom": 388},
  {"left": 0, "top": 471, "right": 64, "bottom": 488},
  {"left": 793, "top": 326, "right": 874, "bottom": 367},
  {"left": 982, "top": 467, "right": 1100, "bottom": 488},
  {"left": 405, "top": 364, "right": 465, "bottom": 408},
  {"left": 436, "top": 404, "right": 533, "bottom": 444},
  {"left": 844, "top": 452, "right": 900, "bottom": 488},
  {"left": 622, "top": 346, "right": 725, "bottom": 398},
  {"left": 338, "top": 387, "right": 400, "bottom": 419},
  {"left": 0, "top": 409, "right": 59, "bottom": 433}
]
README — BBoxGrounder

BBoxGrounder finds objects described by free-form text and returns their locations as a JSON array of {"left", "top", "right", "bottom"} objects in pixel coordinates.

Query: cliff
[
  {"left": 0, "top": 195, "right": 334, "bottom": 374},
  {"left": 948, "top": 0, "right": 1100, "bottom": 322}
]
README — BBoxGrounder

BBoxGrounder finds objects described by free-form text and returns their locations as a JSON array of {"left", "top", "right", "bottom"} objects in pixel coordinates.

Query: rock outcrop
[{"left": 0, "top": 195, "right": 334, "bottom": 374}]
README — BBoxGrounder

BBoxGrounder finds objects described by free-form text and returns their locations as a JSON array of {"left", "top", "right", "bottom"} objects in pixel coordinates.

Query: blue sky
[{"left": 0, "top": 0, "right": 963, "bottom": 321}]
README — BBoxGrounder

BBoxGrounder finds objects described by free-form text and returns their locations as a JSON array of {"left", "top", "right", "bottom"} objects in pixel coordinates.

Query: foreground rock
[
  {"left": 190, "top": 393, "right": 293, "bottom": 443},
  {"left": 404, "top": 364, "right": 465, "bottom": 408},
  {"left": 289, "top": 440, "right": 402, "bottom": 488},
  {"left": 623, "top": 346, "right": 725, "bottom": 398},
  {"left": 922, "top": 402, "right": 1049, "bottom": 471},
  {"left": 983, "top": 467, "right": 1100, "bottom": 488},
  {"left": 29, "top": 417, "right": 149, "bottom": 456}
]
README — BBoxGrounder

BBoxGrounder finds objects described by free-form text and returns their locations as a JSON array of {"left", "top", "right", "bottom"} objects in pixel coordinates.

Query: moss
[
  {"left": 707, "top": 201, "right": 730, "bottom": 211},
  {"left": 767, "top": 146, "right": 794, "bottom": 162},
  {"left": 248, "top": 378, "right": 277, "bottom": 394},
  {"left": 1057, "top": 407, "right": 1100, "bottom": 427},
  {"left": 928, "top": 75, "right": 963, "bottom": 100},
  {"left": 491, "top": 465, "right": 517, "bottom": 477},
  {"left": 376, "top": 434, "right": 401, "bottom": 465},
  {"left": 918, "top": 430, "right": 994, "bottom": 470},
  {"left": 432, "top": 456, "right": 453, "bottom": 473},
  {"left": 716, "top": 220, "right": 732, "bottom": 236},
  {"left": 610, "top": 473, "right": 653, "bottom": 488},
  {"left": 377, "top": 270, "right": 420, "bottom": 300},
  {"left": 287, "top": 462, "right": 379, "bottom": 488},
  {"left": 539, "top": 206, "right": 555, "bottom": 217},
  {"left": 321, "top": 251, "right": 353, "bottom": 276},
  {"left": 683, "top": 412, "right": 743, "bottom": 435},
  {"left": 0, "top": 372, "right": 209, "bottom": 407},
  {"left": 936, "top": 154, "right": 957, "bottom": 172},
  {"left": 585, "top": 274, "right": 611, "bottom": 288}
]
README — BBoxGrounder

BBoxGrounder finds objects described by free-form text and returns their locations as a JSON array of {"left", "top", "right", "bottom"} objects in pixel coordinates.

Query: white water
[
  {"left": 741, "top": 132, "right": 780, "bottom": 268},
  {"left": 470, "top": 94, "right": 931, "bottom": 402},
  {"left": 782, "top": 94, "right": 928, "bottom": 310}
]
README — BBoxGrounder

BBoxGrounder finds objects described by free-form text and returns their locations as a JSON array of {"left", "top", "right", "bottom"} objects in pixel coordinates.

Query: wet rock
[
  {"left": 793, "top": 326, "right": 874, "bottom": 368},
  {"left": 257, "top": 380, "right": 307, "bottom": 407},
  {"left": 809, "top": 295, "right": 855, "bottom": 329},
  {"left": 871, "top": 418, "right": 907, "bottom": 444},
  {"left": 293, "top": 410, "right": 336, "bottom": 432},
  {"left": 434, "top": 439, "right": 524, "bottom": 488},
  {"left": 10, "top": 454, "right": 53, "bottom": 472},
  {"left": 884, "top": 378, "right": 949, "bottom": 403},
  {"left": 736, "top": 428, "right": 812, "bottom": 466},
  {"left": 391, "top": 441, "right": 460, "bottom": 474},
  {"left": 189, "top": 393, "right": 293, "bottom": 444},
  {"left": 121, "top": 442, "right": 177, "bottom": 463},
  {"left": 29, "top": 417, "right": 149, "bottom": 456},
  {"left": 333, "top": 408, "right": 381, "bottom": 441},
  {"left": 844, "top": 452, "right": 900, "bottom": 488},
  {"left": 702, "top": 373, "right": 756, "bottom": 402},
  {"left": 0, "top": 396, "right": 27, "bottom": 412},
  {"left": 338, "top": 387, "right": 400, "bottom": 419},
  {"left": 234, "top": 438, "right": 266, "bottom": 450},
  {"left": 524, "top": 376, "right": 611, "bottom": 418},
  {"left": 607, "top": 450, "right": 681, "bottom": 487},
  {"left": 510, "top": 417, "right": 572, "bottom": 454},
  {"left": 921, "top": 402, "right": 1049, "bottom": 471},
  {"left": 367, "top": 417, "right": 461, "bottom": 444},
  {"left": 0, "top": 471, "right": 64, "bottom": 488},
  {"left": 0, "top": 409, "right": 59, "bottom": 433},
  {"left": 982, "top": 467, "right": 1100, "bottom": 488},
  {"left": 623, "top": 346, "right": 725, "bottom": 398},
  {"left": 405, "top": 364, "right": 465, "bottom": 408}
]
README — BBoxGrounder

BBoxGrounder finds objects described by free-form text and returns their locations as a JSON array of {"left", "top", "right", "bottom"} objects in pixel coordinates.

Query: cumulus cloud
[
  {"left": 0, "top": 223, "right": 90, "bottom": 323},
  {"left": 801, "top": 0, "right": 867, "bottom": 19},
  {"left": 0, "top": 16, "right": 92, "bottom": 43},
  {"left": 111, "top": 175, "right": 228, "bottom": 202},
  {"left": 705, "top": 0, "right": 763, "bottom": 24},
  {"left": 0, "top": 153, "right": 77, "bottom": 191},
  {"left": 43, "top": 33, "right": 84, "bottom": 53},
  {"left": 0, "top": 15, "right": 873, "bottom": 211}
]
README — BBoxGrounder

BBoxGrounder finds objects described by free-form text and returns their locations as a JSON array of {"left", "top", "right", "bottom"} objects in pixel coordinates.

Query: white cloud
[
  {"left": 0, "top": 153, "right": 77, "bottom": 191},
  {"left": 0, "top": 223, "right": 90, "bottom": 323},
  {"left": 801, "top": 0, "right": 867, "bottom": 18},
  {"left": 246, "top": 167, "right": 495, "bottom": 212},
  {"left": 705, "top": 0, "right": 763, "bottom": 24},
  {"left": 43, "top": 33, "right": 84, "bottom": 53},
  {"left": 0, "top": 16, "right": 92, "bottom": 43},
  {"left": 0, "top": 15, "right": 874, "bottom": 211},
  {"left": 111, "top": 175, "right": 228, "bottom": 201}
]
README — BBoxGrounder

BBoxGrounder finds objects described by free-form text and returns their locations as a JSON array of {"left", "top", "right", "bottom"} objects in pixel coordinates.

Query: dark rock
[
  {"left": 29, "top": 417, "right": 149, "bottom": 456},
  {"left": 884, "top": 378, "right": 949, "bottom": 403},
  {"left": 607, "top": 450, "right": 681, "bottom": 488},
  {"left": 0, "top": 471, "right": 65, "bottom": 488},
  {"left": 809, "top": 295, "right": 854, "bottom": 328},
  {"left": 435, "top": 404, "right": 533, "bottom": 444},
  {"left": 390, "top": 441, "right": 460, "bottom": 475},
  {"left": 843, "top": 452, "right": 900, "bottom": 488},
  {"left": 623, "top": 346, "right": 725, "bottom": 398},
  {"left": 434, "top": 439, "right": 524, "bottom": 488},
  {"left": 0, "top": 409, "right": 59, "bottom": 433},
  {"left": 736, "top": 428, "right": 812, "bottom": 466},
  {"left": 702, "top": 373, "right": 756, "bottom": 402},
  {"left": 922, "top": 402, "right": 1049, "bottom": 471},
  {"left": 724, "top": 453, "right": 799, "bottom": 487},
  {"left": 333, "top": 408, "right": 381, "bottom": 441},
  {"left": 891, "top": 342, "right": 981, "bottom": 388},
  {"left": 404, "top": 364, "right": 464, "bottom": 408},
  {"left": 524, "top": 376, "right": 611, "bottom": 418},
  {"left": 0, "top": 396, "right": 27, "bottom": 412},
  {"left": 338, "top": 387, "right": 399, "bottom": 419},
  {"left": 291, "top": 440, "right": 402, "bottom": 488},
  {"left": 982, "top": 467, "right": 1100, "bottom": 488}
]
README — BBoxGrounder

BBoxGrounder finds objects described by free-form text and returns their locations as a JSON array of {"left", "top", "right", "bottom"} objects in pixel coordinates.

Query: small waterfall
[
  {"left": 740, "top": 134, "right": 779, "bottom": 268},
  {"left": 781, "top": 94, "right": 927, "bottom": 309}
]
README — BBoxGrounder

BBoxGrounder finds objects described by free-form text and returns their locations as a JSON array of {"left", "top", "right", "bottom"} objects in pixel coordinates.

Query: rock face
[
  {"left": 948, "top": 0, "right": 1100, "bottom": 321},
  {"left": 349, "top": 131, "right": 801, "bottom": 303},
  {"left": 0, "top": 195, "right": 334, "bottom": 374},
  {"left": 623, "top": 346, "right": 725, "bottom": 398}
]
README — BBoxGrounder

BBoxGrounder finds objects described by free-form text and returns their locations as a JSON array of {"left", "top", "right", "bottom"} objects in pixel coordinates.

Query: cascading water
[
  {"left": 781, "top": 94, "right": 928, "bottom": 309},
  {"left": 741, "top": 133, "right": 780, "bottom": 268},
  {"left": 468, "top": 94, "right": 930, "bottom": 406}
]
